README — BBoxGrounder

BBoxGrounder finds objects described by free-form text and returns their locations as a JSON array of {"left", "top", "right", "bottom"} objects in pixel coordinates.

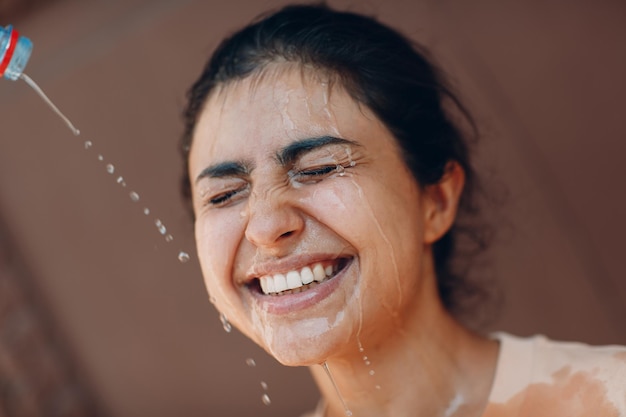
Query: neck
[{"left": 308, "top": 267, "right": 499, "bottom": 417}]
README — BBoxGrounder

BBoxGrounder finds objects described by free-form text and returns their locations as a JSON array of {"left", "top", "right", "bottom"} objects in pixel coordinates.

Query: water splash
[
  {"left": 260, "top": 381, "right": 271, "bottom": 406},
  {"left": 177, "top": 251, "right": 190, "bottom": 263},
  {"left": 129, "top": 192, "right": 140, "bottom": 202},
  {"left": 19, "top": 73, "right": 80, "bottom": 135},
  {"left": 245, "top": 358, "right": 256, "bottom": 367},
  {"left": 219, "top": 312, "right": 232, "bottom": 333},
  {"left": 321, "top": 362, "right": 352, "bottom": 416},
  {"left": 154, "top": 219, "right": 167, "bottom": 235}
]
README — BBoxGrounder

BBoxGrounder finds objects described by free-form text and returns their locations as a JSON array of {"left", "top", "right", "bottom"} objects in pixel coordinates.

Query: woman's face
[{"left": 188, "top": 65, "right": 438, "bottom": 366}]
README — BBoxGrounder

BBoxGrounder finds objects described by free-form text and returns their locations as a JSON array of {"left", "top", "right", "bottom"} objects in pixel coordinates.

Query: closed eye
[
  {"left": 299, "top": 165, "right": 337, "bottom": 176},
  {"left": 205, "top": 184, "right": 249, "bottom": 207},
  {"left": 289, "top": 164, "right": 343, "bottom": 184}
]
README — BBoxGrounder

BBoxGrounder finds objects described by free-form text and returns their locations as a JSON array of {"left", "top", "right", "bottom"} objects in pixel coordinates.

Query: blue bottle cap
[{"left": 0, "top": 25, "right": 33, "bottom": 80}]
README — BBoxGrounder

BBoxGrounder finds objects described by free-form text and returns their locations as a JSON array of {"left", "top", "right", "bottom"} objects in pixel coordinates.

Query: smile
[{"left": 254, "top": 258, "right": 350, "bottom": 296}]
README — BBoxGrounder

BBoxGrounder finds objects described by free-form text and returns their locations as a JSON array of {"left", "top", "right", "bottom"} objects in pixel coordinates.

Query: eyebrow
[
  {"left": 276, "top": 136, "right": 360, "bottom": 166},
  {"left": 195, "top": 135, "right": 359, "bottom": 184},
  {"left": 195, "top": 160, "right": 251, "bottom": 184}
]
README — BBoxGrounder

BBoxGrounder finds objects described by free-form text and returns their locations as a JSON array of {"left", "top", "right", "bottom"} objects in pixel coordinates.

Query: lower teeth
[{"left": 272, "top": 279, "right": 325, "bottom": 296}]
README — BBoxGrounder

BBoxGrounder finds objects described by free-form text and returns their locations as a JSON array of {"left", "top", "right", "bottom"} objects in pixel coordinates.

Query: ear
[{"left": 422, "top": 162, "right": 465, "bottom": 244}]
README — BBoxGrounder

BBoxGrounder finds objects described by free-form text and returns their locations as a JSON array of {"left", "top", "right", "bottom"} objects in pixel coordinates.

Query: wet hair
[{"left": 181, "top": 3, "right": 490, "bottom": 323}]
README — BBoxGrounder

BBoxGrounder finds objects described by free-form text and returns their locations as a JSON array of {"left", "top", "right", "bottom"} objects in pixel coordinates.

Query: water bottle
[
  {"left": 0, "top": 25, "right": 78, "bottom": 134},
  {"left": 0, "top": 25, "right": 33, "bottom": 81}
]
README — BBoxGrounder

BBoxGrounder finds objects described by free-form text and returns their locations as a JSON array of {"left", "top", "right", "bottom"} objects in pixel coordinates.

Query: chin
[
  {"left": 266, "top": 343, "right": 333, "bottom": 367},
  {"left": 256, "top": 319, "right": 355, "bottom": 367}
]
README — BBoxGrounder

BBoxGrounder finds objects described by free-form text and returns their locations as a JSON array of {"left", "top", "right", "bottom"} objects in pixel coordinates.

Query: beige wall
[{"left": 0, "top": 1, "right": 625, "bottom": 416}]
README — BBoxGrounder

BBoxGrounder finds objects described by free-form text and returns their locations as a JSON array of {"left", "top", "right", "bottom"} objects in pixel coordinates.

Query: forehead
[{"left": 189, "top": 64, "right": 381, "bottom": 162}]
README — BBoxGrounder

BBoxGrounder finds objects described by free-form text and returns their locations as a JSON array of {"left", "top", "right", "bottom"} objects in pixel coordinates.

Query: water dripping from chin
[{"left": 249, "top": 300, "right": 351, "bottom": 365}]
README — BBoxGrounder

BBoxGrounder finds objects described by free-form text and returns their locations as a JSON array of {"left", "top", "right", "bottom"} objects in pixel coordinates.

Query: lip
[{"left": 245, "top": 256, "right": 354, "bottom": 315}]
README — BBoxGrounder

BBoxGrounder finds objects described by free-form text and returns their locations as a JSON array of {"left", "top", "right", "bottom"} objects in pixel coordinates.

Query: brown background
[{"left": 0, "top": 0, "right": 625, "bottom": 416}]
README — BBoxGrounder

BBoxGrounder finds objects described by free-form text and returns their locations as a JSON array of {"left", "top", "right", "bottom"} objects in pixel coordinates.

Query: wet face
[{"left": 188, "top": 65, "right": 441, "bottom": 366}]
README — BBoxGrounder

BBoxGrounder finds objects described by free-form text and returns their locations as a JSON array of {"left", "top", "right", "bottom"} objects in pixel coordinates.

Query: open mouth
[{"left": 249, "top": 257, "right": 351, "bottom": 296}]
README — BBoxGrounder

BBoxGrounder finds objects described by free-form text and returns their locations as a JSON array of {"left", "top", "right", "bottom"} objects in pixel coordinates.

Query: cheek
[
  {"left": 299, "top": 175, "right": 425, "bottom": 310},
  {"left": 194, "top": 212, "right": 244, "bottom": 307},
  {"left": 300, "top": 175, "right": 422, "bottom": 253}
]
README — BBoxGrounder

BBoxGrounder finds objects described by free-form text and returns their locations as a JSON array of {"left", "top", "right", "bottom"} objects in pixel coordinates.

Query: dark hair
[{"left": 181, "top": 3, "right": 490, "bottom": 323}]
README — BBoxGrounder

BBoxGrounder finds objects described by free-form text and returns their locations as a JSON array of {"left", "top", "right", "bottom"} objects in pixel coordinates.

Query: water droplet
[
  {"left": 369, "top": 370, "right": 375, "bottom": 376},
  {"left": 219, "top": 313, "right": 232, "bottom": 333},
  {"left": 165, "top": 234, "right": 173, "bottom": 242},
  {"left": 375, "top": 385, "right": 381, "bottom": 390},
  {"left": 84, "top": 141, "right": 92, "bottom": 149},
  {"left": 365, "top": 361, "right": 371, "bottom": 366},
  {"left": 345, "top": 411, "right": 353, "bottom": 417},
  {"left": 363, "top": 356, "right": 368, "bottom": 361},
  {"left": 154, "top": 219, "right": 166, "bottom": 235},
  {"left": 261, "top": 394, "right": 271, "bottom": 406},
  {"left": 260, "top": 381, "right": 268, "bottom": 390},
  {"left": 129, "top": 192, "right": 140, "bottom": 202},
  {"left": 350, "top": 161, "right": 356, "bottom": 167},
  {"left": 209, "top": 295, "right": 216, "bottom": 305},
  {"left": 116, "top": 176, "right": 124, "bottom": 184},
  {"left": 335, "top": 164, "right": 345, "bottom": 176},
  {"left": 143, "top": 208, "right": 150, "bottom": 215},
  {"left": 106, "top": 164, "right": 115, "bottom": 174},
  {"left": 245, "top": 358, "right": 256, "bottom": 367},
  {"left": 98, "top": 155, "right": 104, "bottom": 161},
  {"left": 177, "top": 251, "right": 190, "bottom": 263}
]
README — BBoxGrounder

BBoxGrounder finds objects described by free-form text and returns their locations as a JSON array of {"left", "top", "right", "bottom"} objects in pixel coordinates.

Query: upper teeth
[{"left": 259, "top": 262, "right": 335, "bottom": 295}]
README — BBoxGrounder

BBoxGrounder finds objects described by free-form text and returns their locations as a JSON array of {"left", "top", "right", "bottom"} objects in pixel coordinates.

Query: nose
[{"left": 244, "top": 187, "right": 304, "bottom": 250}]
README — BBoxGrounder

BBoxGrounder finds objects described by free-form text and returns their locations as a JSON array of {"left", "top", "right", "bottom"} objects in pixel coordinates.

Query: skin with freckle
[{"left": 181, "top": 5, "right": 626, "bottom": 417}]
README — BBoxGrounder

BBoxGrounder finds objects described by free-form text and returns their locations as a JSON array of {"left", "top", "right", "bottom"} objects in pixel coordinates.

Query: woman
[{"left": 180, "top": 4, "right": 626, "bottom": 416}]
